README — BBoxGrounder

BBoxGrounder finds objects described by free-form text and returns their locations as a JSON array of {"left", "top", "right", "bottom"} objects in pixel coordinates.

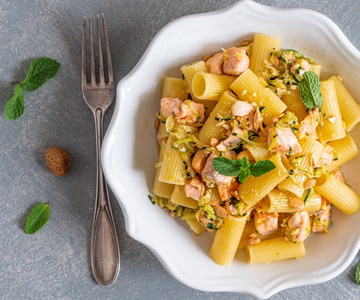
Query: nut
[{"left": 45, "top": 147, "right": 71, "bottom": 176}]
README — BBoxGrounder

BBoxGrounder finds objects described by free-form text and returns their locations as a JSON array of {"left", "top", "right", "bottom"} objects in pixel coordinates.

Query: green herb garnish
[
  {"left": 303, "top": 188, "right": 312, "bottom": 204},
  {"left": 5, "top": 84, "right": 25, "bottom": 120},
  {"left": 213, "top": 156, "right": 276, "bottom": 183},
  {"left": 5, "top": 57, "right": 60, "bottom": 120},
  {"left": 355, "top": 260, "right": 360, "bottom": 284},
  {"left": 298, "top": 71, "right": 322, "bottom": 109},
  {"left": 24, "top": 203, "right": 51, "bottom": 234}
]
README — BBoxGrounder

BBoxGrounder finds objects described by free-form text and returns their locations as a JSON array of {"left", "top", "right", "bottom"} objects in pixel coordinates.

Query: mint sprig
[
  {"left": 24, "top": 202, "right": 51, "bottom": 234},
  {"left": 213, "top": 156, "right": 276, "bottom": 183},
  {"left": 5, "top": 57, "right": 60, "bottom": 120},
  {"left": 22, "top": 57, "right": 61, "bottom": 91},
  {"left": 298, "top": 71, "right": 322, "bottom": 109},
  {"left": 355, "top": 260, "right": 360, "bottom": 284}
]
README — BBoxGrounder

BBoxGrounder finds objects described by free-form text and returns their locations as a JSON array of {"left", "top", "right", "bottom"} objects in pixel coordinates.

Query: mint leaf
[
  {"left": 299, "top": 71, "right": 322, "bottom": 109},
  {"left": 24, "top": 203, "right": 51, "bottom": 234},
  {"left": 238, "top": 168, "right": 251, "bottom": 183},
  {"left": 236, "top": 157, "right": 251, "bottom": 183},
  {"left": 213, "top": 156, "right": 243, "bottom": 177},
  {"left": 355, "top": 260, "right": 360, "bottom": 284},
  {"left": 249, "top": 160, "right": 276, "bottom": 177},
  {"left": 213, "top": 156, "right": 275, "bottom": 183},
  {"left": 5, "top": 84, "right": 24, "bottom": 120},
  {"left": 22, "top": 57, "right": 60, "bottom": 91}
]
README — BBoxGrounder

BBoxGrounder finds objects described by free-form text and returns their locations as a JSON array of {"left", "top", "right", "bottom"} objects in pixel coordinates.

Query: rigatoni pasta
[
  {"left": 249, "top": 33, "right": 281, "bottom": 78},
  {"left": 152, "top": 141, "right": 175, "bottom": 198},
  {"left": 246, "top": 237, "right": 305, "bottom": 264},
  {"left": 230, "top": 68, "right": 287, "bottom": 125},
  {"left": 198, "top": 90, "right": 238, "bottom": 144},
  {"left": 277, "top": 177, "right": 305, "bottom": 198},
  {"left": 210, "top": 215, "right": 247, "bottom": 265},
  {"left": 150, "top": 33, "right": 360, "bottom": 267},
  {"left": 162, "top": 77, "right": 189, "bottom": 99},
  {"left": 242, "top": 142, "right": 272, "bottom": 161},
  {"left": 158, "top": 137, "right": 186, "bottom": 185},
  {"left": 316, "top": 79, "right": 346, "bottom": 143},
  {"left": 315, "top": 173, "right": 360, "bottom": 215},
  {"left": 326, "top": 134, "right": 358, "bottom": 171},
  {"left": 180, "top": 60, "right": 208, "bottom": 97},
  {"left": 238, "top": 153, "right": 289, "bottom": 206},
  {"left": 170, "top": 184, "right": 199, "bottom": 209},
  {"left": 281, "top": 89, "right": 307, "bottom": 122},
  {"left": 329, "top": 75, "right": 360, "bottom": 131},
  {"left": 191, "top": 71, "right": 235, "bottom": 101},
  {"left": 260, "top": 189, "right": 321, "bottom": 213}
]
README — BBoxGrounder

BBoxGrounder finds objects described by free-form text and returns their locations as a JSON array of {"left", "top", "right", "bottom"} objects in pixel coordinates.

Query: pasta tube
[
  {"left": 230, "top": 68, "right": 287, "bottom": 125},
  {"left": 277, "top": 178, "right": 305, "bottom": 198},
  {"left": 170, "top": 184, "right": 198, "bottom": 209},
  {"left": 162, "top": 77, "right": 188, "bottom": 98},
  {"left": 326, "top": 134, "right": 358, "bottom": 172},
  {"left": 158, "top": 137, "right": 186, "bottom": 185},
  {"left": 289, "top": 136, "right": 325, "bottom": 188},
  {"left": 210, "top": 215, "right": 247, "bottom": 265},
  {"left": 198, "top": 90, "right": 238, "bottom": 145},
  {"left": 238, "top": 153, "right": 289, "bottom": 207},
  {"left": 180, "top": 60, "right": 208, "bottom": 96},
  {"left": 316, "top": 79, "right": 346, "bottom": 143},
  {"left": 184, "top": 217, "right": 205, "bottom": 235},
  {"left": 191, "top": 71, "right": 235, "bottom": 101},
  {"left": 243, "top": 143, "right": 272, "bottom": 161},
  {"left": 281, "top": 89, "right": 307, "bottom": 122},
  {"left": 261, "top": 189, "right": 321, "bottom": 213},
  {"left": 246, "top": 237, "right": 305, "bottom": 264},
  {"left": 249, "top": 33, "right": 281, "bottom": 78},
  {"left": 315, "top": 173, "right": 360, "bottom": 215},
  {"left": 329, "top": 75, "right": 360, "bottom": 132},
  {"left": 152, "top": 140, "right": 175, "bottom": 198}
]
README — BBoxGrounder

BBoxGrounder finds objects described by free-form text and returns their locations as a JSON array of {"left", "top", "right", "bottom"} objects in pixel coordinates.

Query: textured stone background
[{"left": 0, "top": 0, "right": 359, "bottom": 299}]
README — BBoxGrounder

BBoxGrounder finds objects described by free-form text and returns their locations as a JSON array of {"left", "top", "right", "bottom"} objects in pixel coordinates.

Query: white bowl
[{"left": 102, "top": 0, "right": 360, "bottom": 298}]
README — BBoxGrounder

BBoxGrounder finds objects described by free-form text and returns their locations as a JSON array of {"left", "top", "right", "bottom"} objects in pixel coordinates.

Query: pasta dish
[{"left": 149, "top": 33, "right": 360, "bottom": 265}]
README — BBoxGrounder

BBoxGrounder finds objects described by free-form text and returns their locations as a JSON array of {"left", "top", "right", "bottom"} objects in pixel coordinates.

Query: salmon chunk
[{"left": 268, "top": 126, "right": 302, "bottom": 156}]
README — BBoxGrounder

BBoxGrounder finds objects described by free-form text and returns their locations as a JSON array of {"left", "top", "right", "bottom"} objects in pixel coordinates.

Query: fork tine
[
  {"left": 89, "top": 16, "right": 96, "bottom": 85},
  {"left": 97, "top": 15, "right": 105, "bottom": 84},
  {"left": 102, "top": 14, "right": 113, "bottom": 85},
  {"left": 81, "top": 17, "right": 87, "bottom": 84}
]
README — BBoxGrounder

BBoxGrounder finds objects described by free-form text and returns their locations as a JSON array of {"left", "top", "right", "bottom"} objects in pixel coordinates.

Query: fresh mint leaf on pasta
[
  {"left": 24, "top": 202, "right": 51, "bottom": 234},
  {"left": 249, "top": 160, "right": 276, "bottom": 177},
  {"left": 238, "top": 167, "right": 251, "bottom": 184},
  {"left": 213, "top": 156, "right": 249, "bottom": 177},
  {"left": 4, "top": 57, "right": 60, "bottom": 120},
  {"left": 213, "top": 156, "right": 275, "bottom": 183},
  {"left": 299, "top": 71, "right": 322, "bottom": 109}
]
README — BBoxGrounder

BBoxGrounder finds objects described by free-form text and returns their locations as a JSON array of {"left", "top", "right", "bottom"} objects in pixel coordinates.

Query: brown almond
[{"left": 45, "top": 147, "right": 71, "bottom": 176}]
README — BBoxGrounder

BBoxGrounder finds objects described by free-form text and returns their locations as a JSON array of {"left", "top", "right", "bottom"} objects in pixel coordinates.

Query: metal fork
[{"left": 82, "top": 14, "right": 120, "bottom": 286}]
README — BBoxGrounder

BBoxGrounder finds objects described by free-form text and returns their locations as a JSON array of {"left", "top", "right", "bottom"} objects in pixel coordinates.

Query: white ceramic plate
[{"left": 102, "top": 0, "right": 360, "bottom": 298}]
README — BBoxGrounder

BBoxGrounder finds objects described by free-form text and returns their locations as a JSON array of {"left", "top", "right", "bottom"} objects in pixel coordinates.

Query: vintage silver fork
[{"left": 81, "top": 14, "right": 120, "bottom": 286}]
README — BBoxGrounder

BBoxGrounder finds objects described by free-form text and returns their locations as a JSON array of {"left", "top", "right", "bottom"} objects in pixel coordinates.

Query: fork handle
[{"left": 90, "top": 108, "right": 120, "bottom": 286}]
